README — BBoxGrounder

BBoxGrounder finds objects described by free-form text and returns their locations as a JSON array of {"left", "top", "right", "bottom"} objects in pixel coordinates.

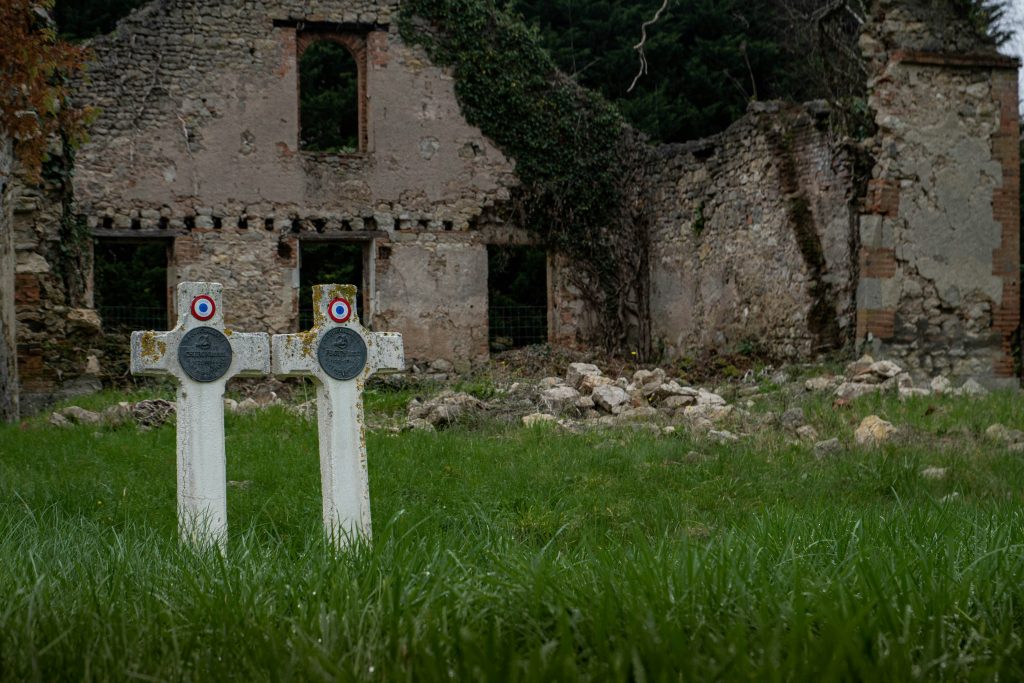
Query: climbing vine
[{"left": 400, "top": 0, "right": 651, "bottom": 355}]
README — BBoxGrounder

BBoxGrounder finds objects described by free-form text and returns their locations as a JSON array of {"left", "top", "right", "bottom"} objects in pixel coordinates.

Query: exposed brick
[
  {"left": 857, "top": 309, "right": 896, "bottom": 340},
  {"left": 860, "top": 247, "right": 897, "bottom": 279},
  {"left": 864, "top": 179, "right": 900, "bottom": 217}
]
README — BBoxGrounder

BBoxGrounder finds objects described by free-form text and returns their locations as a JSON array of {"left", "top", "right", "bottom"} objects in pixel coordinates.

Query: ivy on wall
[{"left": 400, "top": 0, "right": 651, "bottom": 353}]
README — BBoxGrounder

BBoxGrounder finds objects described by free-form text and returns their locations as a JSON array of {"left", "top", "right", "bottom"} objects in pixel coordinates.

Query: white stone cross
[
  {"left": 130, "top": 282, "right": 270, "bottom": 551},
  {"left": 272, "top": 284, "right": 404, "bottom": 547}
]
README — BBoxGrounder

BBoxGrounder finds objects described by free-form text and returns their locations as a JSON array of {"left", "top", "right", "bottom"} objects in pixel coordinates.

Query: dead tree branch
[{"left": 627, "top": 0, "right": 670, "bottom": 93}]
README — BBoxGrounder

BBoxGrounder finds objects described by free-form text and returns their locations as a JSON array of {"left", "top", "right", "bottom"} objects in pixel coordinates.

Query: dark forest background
[{"left": 53, "top": 0, "right": 879, "bottom": 143}]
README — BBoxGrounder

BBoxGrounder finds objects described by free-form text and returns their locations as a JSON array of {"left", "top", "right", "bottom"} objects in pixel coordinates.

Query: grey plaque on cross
[
  {"left": 317, "top": 327, "right": 368, "bottom": 381},
  {"left": 178, "top": 327, "right": 234, "bottom": 382}
]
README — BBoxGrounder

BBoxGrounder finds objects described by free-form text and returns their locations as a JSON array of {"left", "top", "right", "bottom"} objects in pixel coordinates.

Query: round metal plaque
[
  {"left": 317, "top": 327, "right": 368, "bottom": 381},
  {"left": 178, "top": 327, "right": 233, "bottom": 383}
]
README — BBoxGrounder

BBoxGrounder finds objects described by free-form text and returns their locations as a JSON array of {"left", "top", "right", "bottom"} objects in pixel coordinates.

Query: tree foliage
[
  {"left": 299, "top": 41, "right": 360, "bottom": 153},
  {"left": 0, "top": 0, "right": 90, "bottom": 180}
]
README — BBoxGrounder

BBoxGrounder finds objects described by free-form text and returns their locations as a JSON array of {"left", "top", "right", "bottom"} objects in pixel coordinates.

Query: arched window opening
[{"left": 299, "top": 40, "right": 360, "bottom": 153}]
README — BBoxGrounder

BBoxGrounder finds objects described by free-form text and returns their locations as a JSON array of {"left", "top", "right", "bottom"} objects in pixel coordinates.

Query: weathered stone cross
[
  {"left": 272, "top": 284, "right": 404, "bottom": 547},
  {"left": 130, "top": 282, "right": 270, "bottom": 551}
]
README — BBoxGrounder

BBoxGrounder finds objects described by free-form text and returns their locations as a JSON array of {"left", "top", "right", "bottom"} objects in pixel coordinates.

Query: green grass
[{"left": 3, "top": 388, "right": 1024, "bottom": 680}]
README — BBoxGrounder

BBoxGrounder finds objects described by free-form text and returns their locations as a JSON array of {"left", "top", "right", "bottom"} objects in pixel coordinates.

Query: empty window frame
[
  {"left": 299, "top": 241, "right": 367, "bottom": 330},
  {"left": 93, "top": 238, "right": 171, "bottom": 330},
  {"left": 487, "top": 245, "right": 549, "bottom": 351},
  {"left": 298, "top": 35, "right": 364, "bottom": 153}
]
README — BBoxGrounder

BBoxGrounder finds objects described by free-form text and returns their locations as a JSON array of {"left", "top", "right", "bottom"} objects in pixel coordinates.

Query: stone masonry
[
  {"left": 0, "top": 138, "right": 17, "bottom": 422},
  {"left": 647, "top": 102, "right": 856, "bottom": 361},
  {"left": 857, "top": 0, "right": 1021, "bottom": 385},
  {"left": 5, "top": 0, "right": 1020, "bottom": 411}
]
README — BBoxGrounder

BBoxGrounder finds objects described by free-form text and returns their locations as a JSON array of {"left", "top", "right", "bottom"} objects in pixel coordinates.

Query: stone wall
[
  {"left": 0, "top": 138, "right": 17, "bottom": 422},
  {"left": 647, "top": 103, "right": 857, "bottom": 361},
  {"left": 856, "top": 0, "right": 1021, "bottom": 385},
  {"left": 57, "top": 0, "right": 517, "bottom": 369},
  {"left": 12, "top": 143, "right": 103, "bottom": 413}
]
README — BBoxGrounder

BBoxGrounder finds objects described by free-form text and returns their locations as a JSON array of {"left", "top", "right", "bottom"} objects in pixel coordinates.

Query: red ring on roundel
[
  {"left": 327, "top": 297, "right": 352, "bottom": 323},
  {"left": 191, "top": 295, "right": 216, "bottom": 321}
]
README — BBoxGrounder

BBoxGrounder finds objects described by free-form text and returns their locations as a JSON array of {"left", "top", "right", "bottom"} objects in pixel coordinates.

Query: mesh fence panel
[
  {"left": 489, "top": 305, "right": 548, "bottom": 347},
  {"left": 100, "top": 306, "right": 168, "bottom": 330}
]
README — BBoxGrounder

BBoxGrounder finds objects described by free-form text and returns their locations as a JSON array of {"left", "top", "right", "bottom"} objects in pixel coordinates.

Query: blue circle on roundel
[{"left": 328, "top": 297, "right": 352, "bottom": 323}]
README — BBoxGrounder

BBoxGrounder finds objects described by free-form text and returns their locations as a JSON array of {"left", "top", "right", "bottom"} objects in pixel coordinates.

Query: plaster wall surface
[
  {"left": 0, "top": 139, "right": 17, "bottom": 421},
  {"left": 858, "top": 1, "right": 1021, "bottom": 385},
  {"left": 647, "top": 103, "right": 856, "bottom": 361}
]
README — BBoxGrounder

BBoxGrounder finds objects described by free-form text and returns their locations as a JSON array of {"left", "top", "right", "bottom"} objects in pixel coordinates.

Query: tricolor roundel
[
  {"left": 327, "top": 297, "right": 352, "bottom": 324},
  {"left": 191, "top": 295, "right": 216, "bottom": 321}
]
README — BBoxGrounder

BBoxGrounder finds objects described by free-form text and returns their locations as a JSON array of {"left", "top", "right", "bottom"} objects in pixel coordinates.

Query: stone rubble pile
[{"left": 808, "top": 355, "right": 990, "bottom": 402}]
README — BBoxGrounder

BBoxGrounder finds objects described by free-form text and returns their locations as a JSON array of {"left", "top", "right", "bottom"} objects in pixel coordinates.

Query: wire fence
[
  {"left": 489, "top": 305, "right": 548, "bottom": 349},
  {"left": 99, "top": 306, "right": 169, "bottom": 331}
]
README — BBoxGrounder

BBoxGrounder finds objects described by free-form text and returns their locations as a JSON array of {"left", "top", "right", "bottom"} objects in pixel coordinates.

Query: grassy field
[{"left": 3, "top": 382, "right": 1024, "bottom": 680}]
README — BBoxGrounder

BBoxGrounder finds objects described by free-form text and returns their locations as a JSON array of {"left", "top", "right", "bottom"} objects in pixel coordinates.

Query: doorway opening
[
  {"left": 299, "top": 241, "right": 366, "bottom": 329},
  {"left": 487, "top": 245, "right": 549, "bottom": 351}
]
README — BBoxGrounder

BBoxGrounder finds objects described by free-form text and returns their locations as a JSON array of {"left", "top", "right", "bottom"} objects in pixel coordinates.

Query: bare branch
[{"left": 627, "top": 0, "right": 670, "bottom": 93}]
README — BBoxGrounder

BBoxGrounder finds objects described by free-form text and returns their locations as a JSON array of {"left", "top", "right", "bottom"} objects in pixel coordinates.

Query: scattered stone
[
  {"left": 619, "top": 406, "right": 659, "bottom": 421},
  {"left": 780, "top": 407, "right": 805, "bottom": 431},
  {"left": 592, "top": 385, "right": 630, "bottom": 413},
  {"left": 408, "top": 391, "right": 484, "bottom": 428},
  {"left": 579, "top": 373, "right": 614, "bottom": 393},
  {"left": 662, "top": 426, "right": 676, "bottom": 435},
  {"left": 405, "top": 418, "right": 436, "bottom": 432},
  {"left": 101, "top": 402, "right": 133, "bottom": 427},
  {"left": 131, "top": 399, "right": 176, "bottom": 429},
  {"left": 814, "top": 438, "right": 843, "bottom": 459},
  {"left": 49, "top": 412, "right": 71, "bottom": 428},
  {"left": 805, "top": 375, "right": 841, "bottom": 392},
  {"left": 224, "top": 398, "right": 239, "bottom": 412},
  {"left": 236, "top": 398, "right": 260, "bottom": 413},
  {"left": 289, "top": 400, "right": 316, "bottom": 421},
  {"left": 60, "top": 406, "right": 102, "bottom": 425},
  {"left": 855, "top": 415, "right": 898, "bottom": 447},
  {"left": 930, "top": 376, "right": 952, "bottom": 394},
  {"left": 566, "top": 363, "right": 603, "bottom": 389},
  {"left": 845, "top": 354, "right": 875, "bottom": 378},
  {"left": 796, "top": 425, "right": 819, "bottom": 442},
  {"left": 985, "top": 423, "right": 1024, "bottom": 445},
  {"left": 430, "top": 358, "right": 455, "bottom": 374},
  {"left": 682, "top": 404, "right": 733, "bottom": 423},
  {"left": 696, "top": 389, "right": 727, "bottom": 407},
  {"left": 662, "top": 394, "right": 696, "bottom": 410},
  {"left": 920, "top": 467, "right": 947, "bottom": 480},
  {"left": 959, "top": 378, "right": 988, "bottom": 396},
  {"left": 574, "top": 395, "right": 595, "bottom": 410},
  {"left": 834, "top": 381, "right": 880, "bottom": 401},
  {"left": 522, "top": 413, "right": 557, "bottom": 427},
  {"left": 540, "top": 385, "right": 581, "bottom": 414},
  {"left": 899, "top": 387, "right": 931, "bottom": 401},
  {"left": 709, "top": 429, "right": 739, "bottom": 443}
]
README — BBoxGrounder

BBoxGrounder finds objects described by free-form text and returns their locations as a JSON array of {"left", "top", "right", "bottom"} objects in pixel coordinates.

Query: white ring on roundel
[
  {"left": 327, "top": 297, "right": 352, "bottom": 323},
  {"left": 191, "top": 295, "right": 216, "bottom": 321}
]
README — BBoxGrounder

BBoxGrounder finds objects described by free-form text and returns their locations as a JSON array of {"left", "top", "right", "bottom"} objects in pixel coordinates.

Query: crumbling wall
[
  {"left": 52, "top": 0, "right": 514, "bottom": 368},
  {"left": 12, "top": 144, "right": 103, "bottom": 414},
  {"left": 856, "top": 1, "right": 1020, "bottom": 385},
  {"left": 647, "top": 103, "right": 857, "bottom": 361},
  {"left": 0, "top": 139, "right": 17, "bottom": 422}
]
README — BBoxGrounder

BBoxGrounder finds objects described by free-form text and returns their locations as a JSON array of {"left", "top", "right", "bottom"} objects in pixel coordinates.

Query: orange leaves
[{"left": 0, "top": 0, "right": 90, "bottom": 180}]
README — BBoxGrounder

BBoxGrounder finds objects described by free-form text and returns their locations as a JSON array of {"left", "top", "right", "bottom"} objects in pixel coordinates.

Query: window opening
[
  {"left": 299, "top": 242, "right": 366, "bottom": 329},
  {"left": 488, "top": 245, "right": 549, "bottom": 351},
  {"left": 94, "top": 239, "right": 170, "bottom": 330},
  {"left": 299, "top": 40, "right": 360, "bottom": 153}
]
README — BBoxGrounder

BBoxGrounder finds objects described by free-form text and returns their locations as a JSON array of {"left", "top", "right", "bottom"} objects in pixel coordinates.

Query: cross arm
[
  {"left": 130, "top": 330, "right": 178, "bottom": 376},
  {"left": 227, "top": 332, "right": 271, "bottom": 377},
  {"left": 271, "top": 332, "right": 320, "bottom": 377},
  {"left": 368, "top": 333, "right": 404, "bottom": 374}
]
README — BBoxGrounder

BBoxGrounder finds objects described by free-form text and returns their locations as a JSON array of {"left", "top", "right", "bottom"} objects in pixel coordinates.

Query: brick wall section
[{"left": 989, "top": 67, "right": 1021, "bottom": 379}]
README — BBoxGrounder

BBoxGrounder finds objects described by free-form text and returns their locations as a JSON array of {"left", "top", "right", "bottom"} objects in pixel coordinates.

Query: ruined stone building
[{"left": 0, "top": 0, "right": 1019, "bottom": 419}]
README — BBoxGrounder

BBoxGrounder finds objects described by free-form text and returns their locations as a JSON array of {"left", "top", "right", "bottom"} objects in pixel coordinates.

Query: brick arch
[{"left": 296, "top": 31, "right": 368, "bottom": 153}]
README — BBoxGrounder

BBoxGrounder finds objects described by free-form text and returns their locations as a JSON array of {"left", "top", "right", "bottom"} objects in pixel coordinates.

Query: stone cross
[
  {"left": 272, "top": 284, "right": 404, "bottom": 547},
  {"left": 130, "top": 282, "right": 270, "bottom": 551}
]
